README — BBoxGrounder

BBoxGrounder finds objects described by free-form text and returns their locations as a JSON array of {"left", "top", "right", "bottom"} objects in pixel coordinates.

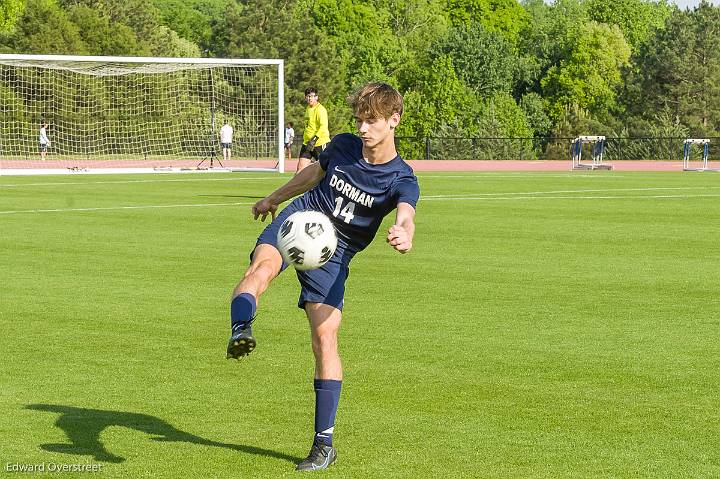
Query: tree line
[{"left": 2, "top": 0, "right": 719, "bottom": 159}]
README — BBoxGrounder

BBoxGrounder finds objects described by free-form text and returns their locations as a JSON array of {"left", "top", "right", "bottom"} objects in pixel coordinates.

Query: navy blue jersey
[{"left": 297, "top": 133, "right": 419, "bottom": 253}]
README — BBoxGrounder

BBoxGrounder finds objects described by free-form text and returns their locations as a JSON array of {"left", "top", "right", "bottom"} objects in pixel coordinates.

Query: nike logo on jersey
[{"left": 334, "top": 166, "right": 347, "bottom": 173}]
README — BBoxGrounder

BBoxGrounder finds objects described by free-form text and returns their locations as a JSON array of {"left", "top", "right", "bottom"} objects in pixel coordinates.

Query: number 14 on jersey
[{"left": 332, "top": 197, "right": 355, "bottom": 223}]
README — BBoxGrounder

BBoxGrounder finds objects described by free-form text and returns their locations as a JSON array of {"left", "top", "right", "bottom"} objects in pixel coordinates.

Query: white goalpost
[{"left": 0, "top": 54, "right": 285, "bottom": 174}]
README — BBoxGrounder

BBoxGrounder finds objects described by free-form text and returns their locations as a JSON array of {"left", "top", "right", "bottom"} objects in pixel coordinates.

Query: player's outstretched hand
[
  {"left": 387, "top": 225, "right": 412, "bottom": 253},
  {"left": 252, "top": 198, "right": 278, "bottom": 222}
]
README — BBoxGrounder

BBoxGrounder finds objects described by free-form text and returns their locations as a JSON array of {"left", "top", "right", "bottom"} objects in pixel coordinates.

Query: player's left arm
[
  {"left": 316, "top": 106, "right": 329, "bottom": 144},
  {"left": 387, "top": 202, "right": 416, "bottom": 254},
  {"left": 319, "top": 106, "right": 329, "bottom": 130}
]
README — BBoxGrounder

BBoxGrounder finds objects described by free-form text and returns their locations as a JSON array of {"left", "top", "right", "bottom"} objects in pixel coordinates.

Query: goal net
[{"left": 0, "top": 54, "right": 285, "bottom": 174}]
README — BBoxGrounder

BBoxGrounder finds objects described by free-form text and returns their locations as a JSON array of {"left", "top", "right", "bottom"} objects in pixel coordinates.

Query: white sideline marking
[
  {"left": 4, "top": 185, "right": 720, "bottom": 215},
  {"left": 0, "top": 202, "right": 255, "bottom": 215},
  {"left": 3, "top": 192, "right": 719, "bottom": 216},
  {"left": 423, "top": 186, "right": 720, "bottom": 198},
  {"left": 423, "top": 193, "right": 720, "bottom": 201},
  {"left": 418, "top": 174, "right": 626, "bottom": 179},
  {"left": 0, "top": 176, "right": 281, "bottom": 188},
  {"left": 1, "top": 173, "right": 594, "bottom": 187}
]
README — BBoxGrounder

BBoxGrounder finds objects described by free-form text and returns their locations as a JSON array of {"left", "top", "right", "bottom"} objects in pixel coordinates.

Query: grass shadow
[{"left": 26, "top": 404, "right": 301, "bottom": 464}]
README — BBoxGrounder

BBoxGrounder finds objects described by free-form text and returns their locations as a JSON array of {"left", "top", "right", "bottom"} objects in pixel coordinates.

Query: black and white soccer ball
[{"left": 276, "top": 210, "right": 337, "bottom": 271}]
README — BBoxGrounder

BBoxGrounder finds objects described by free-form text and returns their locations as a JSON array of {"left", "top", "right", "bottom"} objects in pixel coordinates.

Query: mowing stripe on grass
[
  {"left": 418, "top": 174, "right": 627, "bottom": 179},
  {"left": 3, "top": 192, "right": 719, "bottom": 216},
  {"left": 424, "top": 185, "right": 720, "bottom": 198},
  {"left": 423, "top": 193, "right": 720, "bottom": 201},
  {"left": 0, "top": 176, "right": 282, "bottom": 188},
  {"left": 0, "top": 201, "right": 256, "bottom": 215}
]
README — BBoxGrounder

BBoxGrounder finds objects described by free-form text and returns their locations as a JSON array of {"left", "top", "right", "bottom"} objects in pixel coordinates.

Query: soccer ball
[{"left": 276, "top": 210, "right": 338, "bottom": 271}]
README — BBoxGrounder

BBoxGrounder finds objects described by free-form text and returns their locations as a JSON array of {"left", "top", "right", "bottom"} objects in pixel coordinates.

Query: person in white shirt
[
  {"left": 39, "top": 122, "right": 50, "bottom": 161},
  {"left": 219, "top": 123, "right": 233, "bottom": 161},
  {"left": 284, "top": 122, "right": 295, "bottom": 163}
]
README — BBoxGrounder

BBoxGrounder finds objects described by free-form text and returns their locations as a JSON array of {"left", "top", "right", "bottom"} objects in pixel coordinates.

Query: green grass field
[{"left": 1, "top": 171, "right": 719, "bottom": 478}]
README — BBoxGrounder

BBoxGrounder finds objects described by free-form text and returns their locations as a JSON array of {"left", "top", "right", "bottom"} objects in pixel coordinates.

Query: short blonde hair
[{"left": 347, "top": 82, "right": 403, "bottom": 120}]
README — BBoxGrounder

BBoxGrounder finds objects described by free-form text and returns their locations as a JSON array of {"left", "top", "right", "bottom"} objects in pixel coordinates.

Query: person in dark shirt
[{"left": 226, "top": 82, "right": 419, "bottom": 471}]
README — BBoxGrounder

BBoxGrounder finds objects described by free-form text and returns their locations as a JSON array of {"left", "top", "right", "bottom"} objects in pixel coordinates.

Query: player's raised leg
[
  {"left": 296, "top": 302, "right": 342, "bottom": 471},
  {"left": 227, "top": 244, "right": 283, "bottom": 359}
]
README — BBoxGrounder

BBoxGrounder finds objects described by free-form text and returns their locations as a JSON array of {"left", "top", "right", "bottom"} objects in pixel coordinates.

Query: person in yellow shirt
[{"left": 297, "top": 87, "right": 330, "bottom": 173}]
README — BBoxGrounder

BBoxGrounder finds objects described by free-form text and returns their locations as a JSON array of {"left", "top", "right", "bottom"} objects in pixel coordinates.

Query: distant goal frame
[{"left": 0, "top": 54, "right": 285, "bottom": 175}]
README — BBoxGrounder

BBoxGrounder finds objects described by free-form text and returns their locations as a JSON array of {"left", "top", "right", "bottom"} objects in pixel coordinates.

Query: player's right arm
[{"left": 252, "top": 162, "right": 325, "bottom": 221}]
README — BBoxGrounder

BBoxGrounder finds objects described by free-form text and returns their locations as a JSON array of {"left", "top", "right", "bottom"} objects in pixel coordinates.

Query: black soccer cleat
[
  {"left": 226, "top": 323, "right": 256, "bottom": 359},
  {"left": 295, "top": 441, "right": 337, "bottom": 471}
]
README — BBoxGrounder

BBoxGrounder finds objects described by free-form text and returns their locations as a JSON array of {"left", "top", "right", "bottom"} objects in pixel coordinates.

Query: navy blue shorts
[{"left": 254, "top": 201, "right": 352, "bottom": 311}]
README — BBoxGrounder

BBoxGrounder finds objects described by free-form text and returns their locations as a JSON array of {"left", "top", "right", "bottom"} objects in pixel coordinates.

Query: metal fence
[
  {"left": 286, "top": 136, "right": 720, "bottom": 161},
  {"left": 392, "top": 136, "right": 720, "bottom": 161}
]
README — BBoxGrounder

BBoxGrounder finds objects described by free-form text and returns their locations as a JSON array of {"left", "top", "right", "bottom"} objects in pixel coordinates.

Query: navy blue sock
[
  {"left": 230, "top": 293, "right": 256, "bottom": 331},
  {"left": 313, "top": 379, "right": 342, "bottom": 447}
]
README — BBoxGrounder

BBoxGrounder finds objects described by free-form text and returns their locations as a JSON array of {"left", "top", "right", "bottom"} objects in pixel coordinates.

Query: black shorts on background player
[{"left": 299, "top": 143, "right": 326, "bottom": 161}]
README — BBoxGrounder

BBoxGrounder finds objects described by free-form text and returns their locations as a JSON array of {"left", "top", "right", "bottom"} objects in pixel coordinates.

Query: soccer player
[
  {"left": 219, "top": 122, "right": 233, "bottom": 162},
  {"left": 39, "top": 122, "right": 50, "bottom": 160},
  {"left": 296, "top": 87, "right": 330, "bottom": 173},
  {"left": 227, "top": 82, "right": 419, "bottom": 471}
]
